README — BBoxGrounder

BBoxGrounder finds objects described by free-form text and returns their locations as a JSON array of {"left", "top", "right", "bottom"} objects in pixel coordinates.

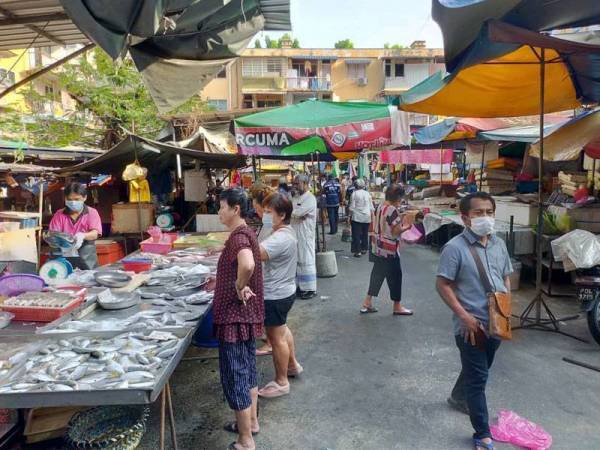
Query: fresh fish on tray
[{"left": 0, "top": 331, "right": 182, "bottom": 393}]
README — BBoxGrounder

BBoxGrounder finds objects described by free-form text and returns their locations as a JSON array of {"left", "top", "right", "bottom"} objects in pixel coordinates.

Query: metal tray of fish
[{"left": 0, "top": 328, "right": 192, "bottom": 409}]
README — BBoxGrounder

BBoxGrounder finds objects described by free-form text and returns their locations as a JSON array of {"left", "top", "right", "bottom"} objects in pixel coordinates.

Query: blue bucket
[{"left": 192, "top": 306, "right": 219, "bottom": 348}]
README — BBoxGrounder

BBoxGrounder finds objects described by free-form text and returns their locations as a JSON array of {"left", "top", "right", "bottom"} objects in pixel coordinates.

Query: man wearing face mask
[
  {"left": 436, "top": 192, "right": 512, "bottom": 450},
  {"left": 49, "top": 182, "right": 102, "bottom": 270},
  {"left": 290, "top": 174, "right": 317, "bottom": 300}
]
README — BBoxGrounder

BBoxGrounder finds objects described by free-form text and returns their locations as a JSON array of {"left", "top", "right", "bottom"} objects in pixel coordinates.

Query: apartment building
[
  {"left": 0, "top": 46, "right": 76, "bottom": 116},
  {"left": 200, "top": 40, "right": 444, "bottom": 116}
]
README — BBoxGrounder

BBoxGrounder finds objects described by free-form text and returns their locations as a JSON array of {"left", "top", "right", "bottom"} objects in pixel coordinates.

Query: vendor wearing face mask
[
  {"left": 49, "top": 182, "right": 102, "bottom": 270},
  {"left": 436, "top": 192, "right": 512, "bottom": 450}
]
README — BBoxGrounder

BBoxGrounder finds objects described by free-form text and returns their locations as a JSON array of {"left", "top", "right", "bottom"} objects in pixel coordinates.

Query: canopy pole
[
  {"left": 515, "top": 47, "right": 584, "bottom": 341},
  {"left": 479, "top": 143, "right": 485, "bottom": 191},
  {"left": 36, "top": 180, "right": 44, "bottom": 270},
  {"left": 440, "top": 144, "right": 443, "bottom": 186},
  {"left": 251, "top": 156, "right": 257, "bottom": 182}
]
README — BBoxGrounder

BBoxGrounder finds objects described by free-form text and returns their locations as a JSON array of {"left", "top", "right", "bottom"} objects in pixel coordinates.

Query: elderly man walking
[
  {"left": 436, "top": 192, "right": 513, "bottom": 450},
  {"left": 291, "top": 174, "right": 317, "bottom": 300}
]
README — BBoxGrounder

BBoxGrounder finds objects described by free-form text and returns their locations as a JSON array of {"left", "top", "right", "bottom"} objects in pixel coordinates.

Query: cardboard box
[
  {"left": 111, "top": 203, "right": 154, "bottom": 233},
  {"left": 494, "top": 200, "right": 539, "bottom": 226}
]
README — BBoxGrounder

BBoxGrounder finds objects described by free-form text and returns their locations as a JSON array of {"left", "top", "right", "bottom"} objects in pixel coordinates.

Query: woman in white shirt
[
  {"left": 257, "top": 192, "right": 303, "bottom": 399},
  {"left": 349, "top": 178, "right": 374, "bottom": 257}
]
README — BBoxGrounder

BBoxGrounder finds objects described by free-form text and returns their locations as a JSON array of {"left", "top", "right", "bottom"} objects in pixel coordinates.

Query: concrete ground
[{"left": 138, "top": 236, "right": 600, "bottom": 450}]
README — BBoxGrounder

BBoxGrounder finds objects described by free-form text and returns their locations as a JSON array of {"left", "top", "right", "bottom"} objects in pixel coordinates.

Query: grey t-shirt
[
  {"left": 437, "top": 229, "right": 513, "bottom": 335},
  {"left": 262, "top": 226, "right": 298, "bottom": 300}
]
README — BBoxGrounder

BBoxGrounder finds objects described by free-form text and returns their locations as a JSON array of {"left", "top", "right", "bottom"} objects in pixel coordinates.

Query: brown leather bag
[{"left": 466, "top": 243, "right": 512, "bottom": 340}]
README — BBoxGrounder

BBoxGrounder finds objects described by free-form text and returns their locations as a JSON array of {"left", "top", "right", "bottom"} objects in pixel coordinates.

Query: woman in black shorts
[{"left": 257, "top": 192, "right": 304, "bottom": 399}]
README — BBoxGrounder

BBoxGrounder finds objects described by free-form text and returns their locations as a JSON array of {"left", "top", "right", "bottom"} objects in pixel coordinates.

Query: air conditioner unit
[{"left": 357, "top": 77, "right": 368, "bottom": 86}]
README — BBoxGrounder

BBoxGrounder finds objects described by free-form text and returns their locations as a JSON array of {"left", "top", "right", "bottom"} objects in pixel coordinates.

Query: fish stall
[{"left": 0, "top": 231, "right": 228, "bottom": 448}]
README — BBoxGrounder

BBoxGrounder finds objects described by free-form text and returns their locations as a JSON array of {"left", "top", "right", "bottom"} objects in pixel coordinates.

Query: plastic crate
[
  {"left": 139, "top": 237, "right": 172, "bottom": 255},
  {"left": 1, "top": 288, "right": 86, "bottom": 322}
]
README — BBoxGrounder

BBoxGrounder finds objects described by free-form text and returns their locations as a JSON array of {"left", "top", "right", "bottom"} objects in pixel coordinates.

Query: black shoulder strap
[{"left": 462, "top": 235, "right": 494, "bottom": 294}]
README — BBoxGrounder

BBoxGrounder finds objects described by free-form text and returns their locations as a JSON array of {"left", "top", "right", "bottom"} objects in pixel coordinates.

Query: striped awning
[
  {"left": 345, "top": 59, "right": 372, "bottom": 65},
  {"left": 291, "top": 55, "right": 338, "bottom": 61}
]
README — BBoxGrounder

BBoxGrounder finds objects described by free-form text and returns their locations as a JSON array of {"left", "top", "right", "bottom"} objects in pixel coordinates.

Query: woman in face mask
[{"left": 48, "top": 182, "right": 102, "bottom": 269}]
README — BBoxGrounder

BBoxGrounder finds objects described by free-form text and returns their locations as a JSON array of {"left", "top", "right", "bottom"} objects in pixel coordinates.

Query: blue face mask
[
  {"left": 66, "top": 200, "right": 84, "bottom": 213},
  {"left": 262, "top": 213, "right": 273, "bottom": 227}
]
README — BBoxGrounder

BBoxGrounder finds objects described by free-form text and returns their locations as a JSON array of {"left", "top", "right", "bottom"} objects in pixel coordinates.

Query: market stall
[{"left": 0, "top": 228, "right": 228, "bottom": 448}]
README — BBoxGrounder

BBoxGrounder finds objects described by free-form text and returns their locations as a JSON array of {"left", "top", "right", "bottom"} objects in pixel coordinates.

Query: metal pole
[
  {"left": 592, "top": 158, "right": 597, "bottom": 195},
  {"left": 479, "top": 142, "right": 485, "bottom": 191},
  {"left": 534, "top": 48, "right": 546, "bottom": 319},
  {"left": 251, "top": 156, "right": 257, "bottom": 182},
  {"left": 440, "top": 144, "right": 443, "bottom": 186},
  {"left": 37, "top": 180, "right": 44, "bottom": 270}
]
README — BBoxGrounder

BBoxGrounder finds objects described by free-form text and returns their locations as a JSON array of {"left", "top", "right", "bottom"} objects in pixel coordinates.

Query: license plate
[{"left": 578, "top": 287, "right": 599, "bottom": 303}]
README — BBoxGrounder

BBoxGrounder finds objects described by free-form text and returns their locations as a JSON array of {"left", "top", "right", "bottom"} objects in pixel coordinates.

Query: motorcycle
[{"left": 575, "top": 266, "right": 600, "bottom": 345}]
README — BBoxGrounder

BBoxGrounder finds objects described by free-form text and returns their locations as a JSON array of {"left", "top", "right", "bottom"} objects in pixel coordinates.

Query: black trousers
[
  {"left": 350, "top": 221, "right": 369, "bottom": 254},
  {"left": 327, "top": 206, "right": 339, "bottom": 234},
  {"left": 367, "top": 255, "right": 402, "bottom": 302}
]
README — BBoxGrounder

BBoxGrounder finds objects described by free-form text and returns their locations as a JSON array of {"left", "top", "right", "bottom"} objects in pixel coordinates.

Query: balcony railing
[
  {"left": 286, "top": 77, "right": 331, "bottom": 91},
  {"left": 242, "top": 76, "right": 286, "bottom": 91}
]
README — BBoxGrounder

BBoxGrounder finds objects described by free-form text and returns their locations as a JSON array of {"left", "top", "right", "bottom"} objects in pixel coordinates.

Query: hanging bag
[{"left": 464, "top": 238, "right": 512, "bottom": 340}]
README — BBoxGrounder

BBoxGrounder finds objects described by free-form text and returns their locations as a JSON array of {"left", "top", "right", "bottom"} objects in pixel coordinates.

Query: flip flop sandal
[
  {"left": 288, "top": 363, "right": 304, "bottom": 377},
  {"left": 393, "top": 310, "right": 414, "bottom": 316},
  {"left": 255, "top": 349, "right": 272, "bottom": 356},
  {"left": 223, "top": 421, "right": 259, "bottom": 436},
  {"left": 473, "top": 439, "right": 494, "bottom": 450},
  {"left": 258, "top": 381, "right": 290, "bottom": 399},
  {"left": 227, "top": 442, "right": 253, "bottom": 450},
  {"left": 360, "top": 306, "right": 378, "bottom": 314}
]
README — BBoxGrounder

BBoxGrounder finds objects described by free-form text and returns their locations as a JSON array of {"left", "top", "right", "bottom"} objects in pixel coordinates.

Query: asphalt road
[{"left": 138, "top": 236, "right": 600, "bottom": 450}]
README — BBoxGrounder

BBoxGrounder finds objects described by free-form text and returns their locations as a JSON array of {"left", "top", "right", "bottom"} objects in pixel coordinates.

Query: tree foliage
[
  {"left": 334, "top": 39, "right": 354, "bottom": 49},
  {"left": 261, "top": 33, "right": 300, "bottom": 49},
  {"left": 0, "top": 47, "right": 213, "bottom": 149},
  {"left": 254, "top": 39, "right": 262, "bottom": 48}
]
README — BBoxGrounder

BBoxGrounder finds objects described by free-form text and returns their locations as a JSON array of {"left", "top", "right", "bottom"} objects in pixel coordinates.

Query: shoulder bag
[{"left": 465, "top": 240, "right": 512, "bottom": 340}]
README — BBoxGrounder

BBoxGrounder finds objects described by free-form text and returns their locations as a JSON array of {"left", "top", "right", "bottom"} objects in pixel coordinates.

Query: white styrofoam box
[
  {"left": 196, "top": 214, "right": 228, "bottom": 233},
  {"left": 184, "top": 170, "right": 209, "bottom": 202},
  {"left": 494, "top": 200, "right": 539, "bottom": 226}
]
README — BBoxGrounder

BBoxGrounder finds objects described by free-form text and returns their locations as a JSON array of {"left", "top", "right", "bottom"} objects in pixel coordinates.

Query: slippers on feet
[
  {"left": 393, "top": 309, "right": 413, "bottom": 316},
  {"left": 223, "top": 421, "right": 259, "bottom": 436},
  {"left": 258, "top": 381, "right": 290, "bottom": 398},
  {"left": 288, "top": 363, "right": 304, "bottom": 377},
  {"left": 360, "top": 306, "right": 378, "bottom": 314},
  {"left": 255, "top": 349, "right": 272, "bottom": 356},
  {"left": 227, "top": 442, "right": 254, "bottom": 450}
]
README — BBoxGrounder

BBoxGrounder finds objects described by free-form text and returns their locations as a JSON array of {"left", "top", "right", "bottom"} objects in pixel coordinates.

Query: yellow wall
[
  {"left": 331, "top": 59, "right": 384, "bottom": 102},
  {"left": 200, "top": 78, "right": 229, "bottom": 103},
  {"left": 0, "top": 49, "right": 31, "bottom": 111}
]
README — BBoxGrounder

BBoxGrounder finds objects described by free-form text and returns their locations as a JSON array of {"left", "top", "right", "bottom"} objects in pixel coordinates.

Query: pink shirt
[{"left": 49, "top": 206, "right": 102, "bottom": 236}]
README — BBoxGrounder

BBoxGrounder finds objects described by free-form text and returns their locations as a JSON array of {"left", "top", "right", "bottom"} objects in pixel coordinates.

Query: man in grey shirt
[{"left": 436, "top": 192, "right": 512, "bottom": 450}]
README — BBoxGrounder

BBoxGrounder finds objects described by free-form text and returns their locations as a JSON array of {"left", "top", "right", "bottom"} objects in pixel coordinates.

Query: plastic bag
[
  {"left": 122, "top": 162, "right": 147, "bottom": 181},
  {"left": 551, "top": 229, "right": 600, "bottom": 270},
  {"left": 401, "top": 225, "right": 423, "bottom": 244},
  {"left": 490, "top": 410, "right": 552, "bottom": 450}
]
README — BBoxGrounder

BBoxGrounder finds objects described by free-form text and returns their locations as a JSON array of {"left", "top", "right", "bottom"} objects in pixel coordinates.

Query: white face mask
[
  {"left": 470, "top": 216, "right": 495, "bottom": 236},
  {"left": 262, "top": 213, "right": 273, "bottom": 227}
]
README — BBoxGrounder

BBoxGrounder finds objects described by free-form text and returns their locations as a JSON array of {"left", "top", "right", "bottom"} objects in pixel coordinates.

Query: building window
[
  {"left": 216, "top": 67, "right": 227, "bottom": 78},
  {"left": 395, "top": 63, "right": 405, "bottom": 77},
  {"left": 347, "top": 63, "right": 367, "bottom": 80},
  {"left": 44, "top": 84, "right": 56, "bottom": 99},
  {"left": 41, "top": 46, "right": 52, "bottom": 57},
  {"left": 322, "top": 93, "right": 332, "bottom": 100},
  {"left": 208, "top": 99, "right": 227, "bottom": 111},
  {"left": 384, "top": 59, "right": 392, "bottom": 77},
  {"left": 0, "top": 68, "right": 15, "bottom": 86},
  {"left": 242, "top": 58, "right": 283, "bottom": 77},
  {"left": 256, "top": 95, "right": 283, "bottom": 108},
  {"left": 243, "top": 94, "right": 254, "bottom": 109}
]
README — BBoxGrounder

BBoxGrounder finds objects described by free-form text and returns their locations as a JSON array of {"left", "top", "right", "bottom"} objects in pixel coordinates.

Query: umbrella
[
  {"left": 234, "top": 100, "right": 401, "bottom": 161},
  {"left": 60, "top": 0, "right": 291, "bottom": 112},
  {"left": 400, "top": 3, "right": 600, "bottom": 339}
]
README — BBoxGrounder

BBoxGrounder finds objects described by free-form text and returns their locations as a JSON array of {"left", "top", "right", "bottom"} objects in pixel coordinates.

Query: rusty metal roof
[{"left": 0, "top": 0, "right": 90, "bottom": 50}]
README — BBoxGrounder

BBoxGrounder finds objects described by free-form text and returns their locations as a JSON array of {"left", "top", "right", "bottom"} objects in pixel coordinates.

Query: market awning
[
  {"left": 529, "top": 109, "right": 600, "bottom": 161},
  {"left": 58, "top": 0, "right": 291, "bottom": 112},
  {"left": 414, "top": 117, "right": 508, "bottom": 144},
  {"left": 0, "top": 140, "right": 102, "bottom": 160},
  {"left": 57, "top": 134, "right": 246, "bottom": 175},
  {"left": 399, "top": 21, "right": 600, "bottom": 117},
  {"left": 380, "top": 149, "right": 454, "bottom": 165},
  {"left": 433, "top": 0, "right": 600, "bottom": 72},
  {"left": 477, "top": 123, "right": 565, "bottom": 143},
  {"left": 291, "top": 55, "right": 338, "bottom": 61},
  {"left": 234, "top": 100, "right": 410, "bottom": 160}
]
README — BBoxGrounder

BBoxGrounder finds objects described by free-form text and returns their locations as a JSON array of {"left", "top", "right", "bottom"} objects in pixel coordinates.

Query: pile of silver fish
[
  {"left": 0, "top": 331, "right": 181, "bottom": 393},
  {"left": 47, "top": 298, "right": 211, "bottom": 333}
]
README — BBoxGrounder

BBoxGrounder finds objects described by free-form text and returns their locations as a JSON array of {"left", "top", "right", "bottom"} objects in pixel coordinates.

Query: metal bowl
[
  {"left": 98, "top": 292, "right": 140, "bottom": 310},
  {"left": 94, "top": 271, "right": 132, "bottom": 288}
]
